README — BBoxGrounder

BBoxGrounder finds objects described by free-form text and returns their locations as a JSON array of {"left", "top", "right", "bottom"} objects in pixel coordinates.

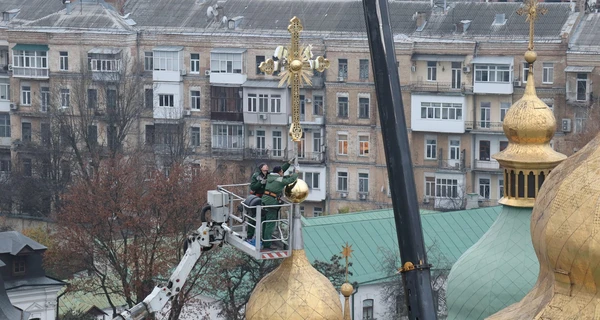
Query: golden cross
[
  {"left": 341, "top": 242, "right": 353, "bottom": 283},
  {"left": 259, "top": 17, "right": 330, "bottom": 142},
  {"left": 517, "top": 0, "right": 548, "bottom": 51}
]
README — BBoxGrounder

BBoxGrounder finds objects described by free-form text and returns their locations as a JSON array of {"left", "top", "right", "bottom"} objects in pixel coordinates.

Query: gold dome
[
  {"left": 246, "top": 250, "right": 343, "bottom": 320},
  {"left": 488, "top": 131, "right": 600, "bottom": 320},
  {"left": 492, "top": 51, "right": 566, "bottom": 207},
  {"left": 284, "top": 179, "right": 309, "bottom": 203}
]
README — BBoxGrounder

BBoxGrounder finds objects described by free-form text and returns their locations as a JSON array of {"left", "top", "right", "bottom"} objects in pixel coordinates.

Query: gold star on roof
[{"left": 341, "top": 242, "right": 353, "bottom": 283}]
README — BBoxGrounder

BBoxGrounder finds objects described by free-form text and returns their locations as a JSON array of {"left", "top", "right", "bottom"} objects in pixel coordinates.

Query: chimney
[{"left": 456, "top": 20, "right": 471, "bottom": 33}]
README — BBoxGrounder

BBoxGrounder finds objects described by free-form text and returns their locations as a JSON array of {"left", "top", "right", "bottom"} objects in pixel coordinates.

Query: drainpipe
[{"left": 351, "top": 283, "right": 359, "bottom": 320}]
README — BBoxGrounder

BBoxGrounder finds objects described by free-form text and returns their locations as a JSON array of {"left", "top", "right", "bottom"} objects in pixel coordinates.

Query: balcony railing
[
  {"left": 465, "top": 121, "right": 503, "bottom": 131},
  {"left": 244, "top": 148, "right": 288, "bottom": 160},
  {"left": 211, "top": 148, "right": 244, "bottom": 158},
  {"left": 298, "top": 152, "right": 325, "bottom": 163},
  {"left": 12, "top": 67, "right": 48, "bottom": 78},
  {"left": 478, "top": 198, "right": 500, "bottom": 207},
  {"left": 438, "top": 159, "right": 464, "bottom": 171},
  {"left": 474, "top": 159, "right": 500, "bottom": 170},
  {"left": 411, "top": 81, "right": 473, "bottom": 93}
]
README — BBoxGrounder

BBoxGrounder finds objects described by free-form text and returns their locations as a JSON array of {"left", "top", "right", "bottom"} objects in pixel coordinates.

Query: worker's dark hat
[{"left": 272, "top": 166, "right": 283, "bottom": 173}]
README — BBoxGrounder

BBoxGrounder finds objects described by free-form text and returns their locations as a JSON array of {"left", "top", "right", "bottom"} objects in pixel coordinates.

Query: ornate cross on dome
[
  {"left": 517, "top": 0, "right": 548, "bottom": 51},
  {"left": 259, "top": 16, "right": 330, "bottom": 142}
]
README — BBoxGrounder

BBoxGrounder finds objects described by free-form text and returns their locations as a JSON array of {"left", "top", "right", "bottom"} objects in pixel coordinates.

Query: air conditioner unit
[
  {"left": 411, "top": 65, "right": 416, "bottom": 73},
  {"left": 248, "top": 130, "right": 254, "bottom": 136},
  {"left": 337, "top": 76, "right": 346, "bottom": 82},
  {"left": 462, "top": 66, "right": 470, "bottom": 73},
  {"left": 180, "top": 69, "right": 187, "bottom": 76},
  {"left": 423, "top": 196, "right": 430, "bottom": 204},
  {"left": 7, "top": 64, "right": 12, "bottom": 71},
  {"left": 184, "top": 110, "right": 192, "bottom": 116},
  {"left": 259, "top": 114, "right": 268, "bottom": 120},
  {"left": 340, "top": 192, "right": 348, "bottom": 198},
  {"left": 305, "top": 98, "right": 312, "bottom": 103},
  {"left": 359, "top": 193, "right": 367, "bottom": 200},
  {"left": 205, "top": 70, "right": 211, "bottom": 76},
  {"left": 513, "top": 80, "right": 522, "bottom": 87},
  {"left": 9, "top": 103, "right": 17, "bottom": 110},
  {"left": 465, "top": 122, "right": 474, "bottom": 130},
  {"left": 562, "top": 118, "right": 572, "bottom": 132}
]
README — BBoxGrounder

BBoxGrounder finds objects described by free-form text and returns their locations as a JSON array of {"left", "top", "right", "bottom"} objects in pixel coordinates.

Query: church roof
[
  {"left": 303, "top": 206, "right": 501, "bottom": 285},
  {"left": 0, "top": 231, "right": 46, "bottom": 256}
]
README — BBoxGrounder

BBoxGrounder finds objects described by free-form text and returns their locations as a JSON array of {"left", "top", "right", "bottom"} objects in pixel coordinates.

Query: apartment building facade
[{"left": 0, "top": 0, "right": 593, "bottom": 215}]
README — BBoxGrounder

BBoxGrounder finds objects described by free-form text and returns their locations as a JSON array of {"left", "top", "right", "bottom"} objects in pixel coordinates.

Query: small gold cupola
[{"left": 493, "top": 43, "right": 566, "bottom": 207}]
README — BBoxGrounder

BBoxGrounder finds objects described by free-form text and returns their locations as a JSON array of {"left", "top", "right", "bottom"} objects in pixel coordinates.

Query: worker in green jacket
[{"left": 259, "top": 165, "right": 298, "bottom": 249}]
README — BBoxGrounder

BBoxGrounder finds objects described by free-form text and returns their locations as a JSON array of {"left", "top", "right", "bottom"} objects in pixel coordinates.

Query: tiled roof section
[
  {"left": 0, "top": 0, "right": 64, "bottom": 26},
  {"left": 303, "top": 206, "right": 501, "bottom": 284},
  {"left": 23, "top": 3, "right": 132, "bottom": 31},
  {"left": 0, "top": 231, "right": 46, "bottom": 255},
  {"left": 123, "top": 0, "right": 572, "bottom": 40},
  {"left": 446, "top": 206, "right": 538, "bottom": 320},
  {"left": 569, "top": 13, "right": 600, "bottom": 53}
]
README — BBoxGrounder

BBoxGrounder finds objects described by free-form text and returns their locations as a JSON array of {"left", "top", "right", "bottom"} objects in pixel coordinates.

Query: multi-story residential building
[{"left": 0, "top": 0, "right": 591, "bottom": 215}]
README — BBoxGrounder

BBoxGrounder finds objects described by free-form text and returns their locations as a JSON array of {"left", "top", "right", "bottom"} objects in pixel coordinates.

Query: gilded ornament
[{"left": 284, "top": 178, "right": 309, "bottom": 203}]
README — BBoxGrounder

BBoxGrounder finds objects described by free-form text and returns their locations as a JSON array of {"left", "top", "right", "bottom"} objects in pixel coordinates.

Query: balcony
[
  {"left": 211, "top": 107, "right": 243, "bottom": 122},
  {"left": 438, "top": 158, "right": 465, "bottom": 171},
  {"left": 211, "top": 148, "right": 244, "bottom": 159},
  {"left": 410, "top": 81, "right": 472, "bottom": 94},
  {"left": 474, "top": 159, "right": 501, "bottom": 170},
  {"left": 465, "top": 121, "right": 503, "bottom": 132},
  {"left": 244, "top": 148, "right": 288, "bottom": 160},
  {"left": 13, "top": 67, "right": 48, "bottom": 79},
  {"left": 298, "top": 152, "right": 325, "bottom": 164}
]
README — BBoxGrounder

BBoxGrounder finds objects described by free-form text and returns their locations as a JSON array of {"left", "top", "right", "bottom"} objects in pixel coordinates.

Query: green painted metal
[{"left": 11, "top": 44, "right": 49, "bottom": 51}]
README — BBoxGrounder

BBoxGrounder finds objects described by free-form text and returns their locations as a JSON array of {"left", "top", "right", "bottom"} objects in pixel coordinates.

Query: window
[
  {"left": 425, "top": 176, "right": 435, "bottom": 198},
  {"left": 359, "top": 59, "right": 369, "bottom": 80},
  {"left": 21, "top": 85, "right": 31, "bottom": 105},
  {"left": 153, "top": 51, "right": 180, "bottom": 72},
  {"left": 41, "top": 123, "right": 50, "bottom": 146},
  {"left": 338, "top": 59, "right": 348, "bottom": 79},
  {"left": 272, "top": 131, "right": 282, "bottom": 157},
  {"left": 436, "top": 178, "right": 459, "bottom": 198},
  {"left": 190, "top": 53, "right": 200, "bottom": 74},
  {"left": 425, "top": 137, "right": 437, "bottom": 160},
  {"left": 338, "top": 96, "right": 348, "bottom": 118},
  {"left": 22, "top": 158, "right": 32, "bottom": 177},
  {"left": 480, "top": 102, "right": 491, "bottom": 128},
  {"left": 523, "top": 62, "right": 529, "bottom": 83},
  {"left": 420, "top": 102, "right": 462, "bottom": 120},
  {"left": 337, "top": 171, "right": 348, "bottom": 191},
  {"left": 256, "top": 55, "right": 265, "bottom": 75},
  {"left": 542, "top": 63, "right": 553, "bottom": 84},
  {"left": 449, "top": 139, "right": 460, "bottom": 160},
  {"left": 271, "top": 94, "right": 281, "bottom": 113},
  {"left": 500, "top": 102, "right": 510, "bottom": 122},
  {"left": 0, "top": 114, "right": 10, "bottom": 137},
  {"left": 12, "top": 50, "right": 48, "bottom": 77},
  {"left": 479, "top": 178, "right": 490, "bottom": 199},
  {"left": 210, "top": 52, "right": 242, "bottom": 74},
  {"left": 60, "top": 89, "right": 70, "bottom": 108},
  {"left": 300, "top": 95, "right": 306, "bottom": 120},
  {"left": 212, "top": 124, "right": 244, "bottom": 149},
  {"left": 191, "top": 127, "right": 201, "bottom": 147},
  {"left": 12, "top": 256, "right": 26, "bottom": 275},
  {"left": 304, "top": 172, "right": 320, "bottom": 189},
  {"left": 247, "top": 94, "right": 256, "bottom": 112},
  {"left": 144, "top": 52, "right": 153, "bottom": 71},
  {"left": 500, "top": 141, "right": 508, "bottom": 152},
  {"left": 313, "top": 132, "right": 321, "bottom": 153},
  {"left": 427, "top": 61, "right": 437, "bottom": 81},
  {"left": 313, "top": 207, "right": 323, "bottom": 217},
  {"left": 297, "top": 132, "right": 306, "bottom": 158},
  {"left": 313, "top": 95, "right": 323, "bottom": 116},
  {"left": 107, "top": 126, "right": 117, "bottom": 151},
  {"left": 191, "top": 90, "right": 201, "bottom": 110},
  {"left": 0, "top": 159, "right": 10, "bottom": 172},
  {"left": 59, "top": 51, "right": 69, "bottom": 71},
  {"left": 300, "top": 206, "right": 305, "bottom": 216},
  {"left": 145, "top": 88, "right": 153, "bottom": 109},
  {"left": 88, "top": 53, "right": 120, "bottom": 72},
  {"left": 359, "top": 135, "right": 369, "bottom": 156},
  {"left": 451, "top": 62, "right": 462, "bottom": 89},
  {"left": 159, "top": 94, "right": 174, "bottom": 107},
  {"left": 256, "top": 130, "right": 266, "bottom": 150},
  {"left": 479, "top": 140, "right": 491, "bottom": 161},
  {"left": 359, "top": 97, "right": 370, "bottom": 119},
  {"left": 363, "top": 299, "right": 374, "bottom": 320},
  {"left": 499, "top": 178, "right": 505, "bottom": 199},
  {"left": 259, "top": 94, "right": 269, "bottom": 113},
  {"left": 337, "top": 134, "right": 348, "bottom": 155},
  {"left": 84, "top": 89, "right": 96, "bottom": 109},
  {"left": 475, "top": 65, "right": 511, "bottom": 83},
  {"left": 88, "top": 125, "right": 97, "bottom": 146},
  {"left": 106, "top": 89, "right": 117, "bottom": 110},
  {"left": 575, "top": 111, "right": 586, "bottom": 133},
  {"left": 577, "top": 73, "right": 588, "bottom": 101},
  {"left": 145, "top": 125, "right": 155, "bottom": 145},
  {"left": 358, "top": 172, "right": 369, "bottom": 193},
  {"left": 40, "top": 87, "right": 50, "bottom": 112},
  {"left": 0, "top": 83, "right": 8, "bottom": 100}
]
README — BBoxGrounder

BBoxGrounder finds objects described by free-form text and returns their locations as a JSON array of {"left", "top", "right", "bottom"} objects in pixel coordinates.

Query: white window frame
[
  {"left": 427, "top": 61, "right": 437, "bottom": 81},
  {"left": 313, "top": 207, "right": 323, "bottom": 217},
  {"left": 359, "top": 59, "right": 369, "bottom": 80},
  {"left": 500, "top": 102, "right": 510, "bottom": 122},
  {"left": 144, "top": 52, "right": 153, "bottom": 71},
  {"left": 210, "top": 52, "right": 242, "bottom": 74},
  {"left": 60, "top": 88, "right": 70, "bottom": 108},
  {"left": 272, "top": 131, "right": 282, "bottom": 157},
  {"left": 474, "top": 64, "right": 511, "bottom": 83},
  {"left": 337, "top": 94, "right": 349, "bottom": 118},
  {"left": 337, "top": 170, "right": 348, "bottom": 192},
  {"left": 191, "top": 127, "right": 201, "bottom": 147},
  {"left": 358, "top": 135, "right": 370, "bottom": 156},
  {"left": 313, "top": 131, "right": 322, "bottom": 153},
  {"left": 0, "top": 114, "right": 10, "bottom": 138},
  {"left": 499, "top": 178, "right": 504, "bottom": 199},
  {"left": 211, "top": 124, "right": 244, "bottom": 149},
  {"left": 522, "top": 62, "right": 529, "bottom": 83},
  {"left": 59, "top": 51, "right": 69, "bottom": 71},
  {"left": 425, "top": 135, "right": 437, "bottom": 160},
  {"left": 0, "top": 83, "right": 9, "bottom": 101},
  {"left": 420, "top": 102, "right": 462, "bottom": 120},
  {"left": 258, "top": 94, "right": 269, "bottom": 113},
  {"left": 191, "top": 90, "right": 201, "bottom": 110},
  {"left": 190, "top": 53, "right": 200, "bottom": 74},
  {"left": 270, "top": 94, "right": 281, "bottom": 113},
  {"left": 479, "top": 177, "right": 491, "bottom": 199},
  {"left": 358, "top": 171, "right": 369, "bottom": 193},
  {"left": 424, "top": 174, "right": 435, "bottom": 199},
  {"left": 575, "top": 110, "right": 586, "bottom": 133},
  {"left": 12, "top": 50, "right": 48, "bottom": 77},
  {"left": 256, "top": 130, "right": 266, "bottom": 150},
  {"left": 436, "top": 178, "right": 459, "bottom": 199},
  {"left": 337, "top": 133, "right": 348, "bottom": 155},
  {"left": 358, "top": 94, "right": 370, "bottom": 119},
  {"left": 449, "top": 138, "right": 460, "bottom": 160},
  {"left": 247, "top": 93, "right": 257, "bottom": 112},
  {"left": 542, "top": 62, "right": 553, "bottom": 84},
  {"left": 153, "top": 51, "right": 180, "bottom": 72},
  {"left": 338, "top": 58, "right": 348, "bottom": 78},
  {"left": 40, "top": 86, "right": 50, "bottom": 112},
  {"left": 304, "top": 172, "right": 320, "bottom": 190},
  {"left": 480, "top": 102, "right": 491, "bottom": 128},
  {"left": 21, "top": 85, "right": 31, "bottom": 106},
  {"left": 158, "top": 94, "right": 174, "bottom": 107}
]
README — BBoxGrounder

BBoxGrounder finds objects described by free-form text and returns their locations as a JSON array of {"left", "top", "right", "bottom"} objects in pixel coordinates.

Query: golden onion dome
[
  {"left": 487, "top": 130, "right": 600, "bottom": 320},
  {"left": 284, "top": 178, "right": 309, "bottom": 203},
  {"left": 246, "top": 250, "right": 343, "bottom": 320}
]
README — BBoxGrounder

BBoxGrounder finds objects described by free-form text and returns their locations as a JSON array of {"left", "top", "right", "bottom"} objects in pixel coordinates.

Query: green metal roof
[
  {"left": 12, "top": 44, "right": 49, "bottom": 51},
  {"left": 446, "top": 206, "right": 537, "bottom": 320},
  {"left": 303, "top": 206, "right": 501, "bottom": 285},
  {"left": 59, "top": 286, "right": 127, "bottom": 315}
]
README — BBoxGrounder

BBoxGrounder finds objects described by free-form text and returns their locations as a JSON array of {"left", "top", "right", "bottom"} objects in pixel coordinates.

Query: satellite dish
[{"left": 207, "top": 5, "right": 218, "bottom": 18}]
